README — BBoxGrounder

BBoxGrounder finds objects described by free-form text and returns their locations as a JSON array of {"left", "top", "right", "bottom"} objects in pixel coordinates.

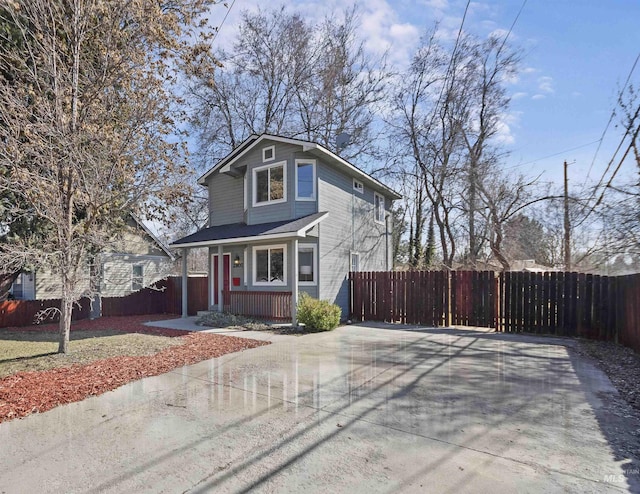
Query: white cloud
[
  {"left": 512, "top": 92, "right": 527, "bottom": 100},
  {"left": 421, "top": 0, "right": 449, "bottom": 10},
  {"left": 537, "top": 76, "right": 554, "bottom": 94},
  {"left": 571, "top": 91, "right": 582, "bottom": 98},
  {"left": 532, "top": 94, "right": 546, "bottom": 100},
  {"left": 489, "top": 28, "right": 511, "bottom": 40},
  {"left": 522, "top": 67, "right": 537, "bottom": 74},
  {"left": 494, "top": 110, "right": 520, "bottom": 145},
  {"left": 359, "top": 0, "right": 421, "bottom": 66}
]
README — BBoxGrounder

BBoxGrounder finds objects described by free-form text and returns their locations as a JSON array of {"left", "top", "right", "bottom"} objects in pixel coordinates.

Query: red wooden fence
[
  {"left": 0, "top": 298, "right": 91, "bottom": 328},
  {"left": 350, "top": 271, "right": 449, "bottom": 327},
  {"left": 350, "top": 270, "right": 640, "bottom": 353}
]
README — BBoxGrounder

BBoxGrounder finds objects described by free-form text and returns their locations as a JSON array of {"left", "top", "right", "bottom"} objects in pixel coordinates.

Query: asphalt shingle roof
[{"left": 171, "top": 212, "right": 327, "bottom": 246}]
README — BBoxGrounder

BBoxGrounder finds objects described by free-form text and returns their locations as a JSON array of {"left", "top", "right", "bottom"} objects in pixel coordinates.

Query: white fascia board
[
  {"left": 129, "top": 213, "right": 176, "bottom": 260},
  {"left": 218, "top": 135, "right": 317, "bottom": 175},
  {"left": 197, "top": 134, "right": 260, "bottom": 185},
  {"left": 169, "top": 213, "right": 328, "bottom": 250},
  {"left": 170, "top": 231, "right": 305, "bottom": 250},
  {"left": 199, "top": 133, "right": 401, "bottom": 200},
  {"left": 296, "top": 212, "right": 328, "bottom": 234},
  {"left": 309, "top": 148, "right": 402, "bottom": 200}
]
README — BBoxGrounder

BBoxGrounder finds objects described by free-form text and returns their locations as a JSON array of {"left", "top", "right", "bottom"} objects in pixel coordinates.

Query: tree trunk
[
  {"left": 0, "top": 272, "right": 20, "bottom": 301},
  {"left": 58, "top": 296, "right": 73, "bottom": 354}
]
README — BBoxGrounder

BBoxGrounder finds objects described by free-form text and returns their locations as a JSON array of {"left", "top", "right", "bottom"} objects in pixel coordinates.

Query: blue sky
[{"left": 208, "top": 0, "right": 640, "bottom": 190}]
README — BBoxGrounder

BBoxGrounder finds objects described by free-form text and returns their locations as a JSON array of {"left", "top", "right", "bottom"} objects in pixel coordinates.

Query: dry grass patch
[
  {"left": 0, "top": 330, "right": 183, "bottom": 379},
  {"left": 0, "top": 315, "right": 269, "bottom": 423}
]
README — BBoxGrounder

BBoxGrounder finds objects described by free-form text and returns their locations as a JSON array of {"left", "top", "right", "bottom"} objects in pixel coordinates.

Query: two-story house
[{"left": 170, "top": 134, "right": 400, "bottom": 323}]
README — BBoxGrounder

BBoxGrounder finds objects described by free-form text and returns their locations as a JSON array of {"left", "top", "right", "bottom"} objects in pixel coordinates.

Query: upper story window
[
  {"left": 262, "top": 145, "right": 275, "bottom": 162},
  {"left": 374, "top": 192, "right": 385, "bottom": 224},
  {"left": 295, "top": 159, "right": 316, "bottom": 201},
  {"left": 353, "top": 179, "right": 364, "bottom": 194},
  {"left": 253, "top": 161, "right": 286, "bottom": 207}
]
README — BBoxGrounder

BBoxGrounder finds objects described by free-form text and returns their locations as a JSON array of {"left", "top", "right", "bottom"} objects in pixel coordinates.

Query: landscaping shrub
[{"left": 297, "top": 293, "right": 341, "bottom": 331}]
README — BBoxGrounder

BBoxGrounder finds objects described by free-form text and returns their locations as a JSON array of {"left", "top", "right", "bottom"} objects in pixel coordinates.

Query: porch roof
[{"left": 170, "top": 212, "right": 328, "bottom": 249}]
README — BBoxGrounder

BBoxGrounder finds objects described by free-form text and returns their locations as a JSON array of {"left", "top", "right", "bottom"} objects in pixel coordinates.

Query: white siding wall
[{"left": 100, "top": 255, "right": 172, "bottom": 297}]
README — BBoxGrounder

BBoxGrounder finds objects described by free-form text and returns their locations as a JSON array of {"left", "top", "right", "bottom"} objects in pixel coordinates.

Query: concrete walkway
[
  {"left": 0, "top": 323, "right": 638, "bottom": 493},
  {"left": 143, "top": 315, "right": 292, "bottom": 343}
]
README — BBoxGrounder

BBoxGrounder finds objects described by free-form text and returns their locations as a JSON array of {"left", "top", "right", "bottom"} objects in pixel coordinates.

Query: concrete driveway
[{"left": 0, "top": 322, "right": 638, "bottom": 493}]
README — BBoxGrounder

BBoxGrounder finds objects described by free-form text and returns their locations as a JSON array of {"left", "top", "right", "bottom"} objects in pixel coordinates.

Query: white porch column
[
  {"left": 181, "top": 248, "right": 189, "bottom": 318},
  {"left": 291, "top": 238, "right": 298, "bottom": 325},
  {"left": 217, "top": 244, "right": 224, "bottom": 313},
  {"left": 207, "top": 248, "right": 214, "bottom": 310}
]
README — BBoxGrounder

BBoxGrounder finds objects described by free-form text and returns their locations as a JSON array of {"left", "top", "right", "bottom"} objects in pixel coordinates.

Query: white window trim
[
  {"left": 131, "top": 264, "right": 144, "bottom": 291},
  {"left": 295, "top": 159, "right": 316, "bottom": 201},
  {"left": 252, "top": 243, "right": 287, "bottom": 286},
  {"left": 374, "top": 192, "right": 385, "bottom": 224},
  {"left": 350, "top": 252, "right": 360, "bottom": 273},
  {"left": 243, "top": 247, "right": 247, "bottom": 286},
  {"left": 262, "top": 145, "right": 275, "bottom": 162},
  {"left": 252, "top": 161, "right": 287, "bottom": 207},
  {"left": 298, "top": 243, "right": 317, "bottom": 286},
  {"left": 353, "top": 179, "right": 364, "bottom": 194},
  {"left": 243, "top": 172, "right": 248, "bottom": 211}
]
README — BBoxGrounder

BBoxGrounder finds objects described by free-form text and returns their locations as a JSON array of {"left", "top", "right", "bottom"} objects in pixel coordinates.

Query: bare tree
[
  {"left": 188, "top": 6, "right": 391, "bottom": 170},
  {"left": 476, "top": 172, "right": 553, "bottom": 270},
  {"left": 0, "top": 0, "right": 216, "bottom": 353},
  {"left": 388, "top": 29, "right": 520, "bottom": 269}
]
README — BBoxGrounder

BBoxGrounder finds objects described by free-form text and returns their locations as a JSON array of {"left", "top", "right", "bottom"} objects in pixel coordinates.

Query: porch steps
[{"left": 197, "top": 310, "right": 216, "bottom": 317}]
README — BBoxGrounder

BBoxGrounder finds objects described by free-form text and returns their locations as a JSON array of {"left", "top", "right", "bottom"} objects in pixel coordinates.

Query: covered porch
[{"left": 170, "top": 212, "right": 327, "bottom": 324}]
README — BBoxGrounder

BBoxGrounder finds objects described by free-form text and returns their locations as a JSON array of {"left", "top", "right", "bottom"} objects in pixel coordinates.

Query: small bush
[{"left": 297, "top": 293, "right": 341, "bottom": 331}]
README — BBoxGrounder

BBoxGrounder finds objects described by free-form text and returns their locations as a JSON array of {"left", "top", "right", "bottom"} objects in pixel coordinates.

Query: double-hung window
[
  {"left": 350, "top": 253, "right": 360, "bottom": 272},
  {"left": 295, "top": 159, "right": 316, "bottom": 201},
  {"left": 253, "top": 244, "right": 286, "bottom": 286},
  {"left": 374, "top": 192, "right": 385, "bottom": 224},
  {"left": 298, "top": 244, "right": 317, "bottom": 285},
  {"left": 132, "top": 265, "right": 144, "bottom": 291},
  {"left": 253, "top": 162, "right": 286, "bottom": 206}
]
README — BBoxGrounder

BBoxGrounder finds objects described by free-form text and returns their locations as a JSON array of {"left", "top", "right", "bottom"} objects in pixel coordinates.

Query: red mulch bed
[
  {"left": 4, "top": 314, "right": 187, "bottom": 337},
  {"left": 0, "top": 315, "right": 269, "bottom": 423}
]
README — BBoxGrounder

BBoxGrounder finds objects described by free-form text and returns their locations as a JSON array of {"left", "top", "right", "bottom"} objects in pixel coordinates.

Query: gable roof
[
  {"left": 197, "top": 134, "right": 401, "bottom": 200},
  {"left": 130, "top": 214, "right": 175, "bottom": 260},
  {"left": 170, "top": 212, "right": 328, "bottom": 249}
]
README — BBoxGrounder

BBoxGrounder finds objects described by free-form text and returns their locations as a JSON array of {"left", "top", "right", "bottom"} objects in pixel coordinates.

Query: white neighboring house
[{"left": 9, "top": 215, "right": 175, "bottom": 301}]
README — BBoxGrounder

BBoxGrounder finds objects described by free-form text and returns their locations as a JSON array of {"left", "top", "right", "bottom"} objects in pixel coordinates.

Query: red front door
[{"left": 213, "top": 254, "right": 230, "bottom": 305}]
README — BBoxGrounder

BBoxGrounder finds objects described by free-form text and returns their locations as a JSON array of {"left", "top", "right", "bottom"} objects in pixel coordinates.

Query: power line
[
  {"left": 210, "top": 0, "right": 237, "bottom": 44},
  {"left": 506, "top": 139, "right": 601, "bottom": 170},
  {"left": 572, "top": 52, "right": 640, "bottom": 227},
  {"left": 584, "top": 51, "right": 640, "bottom": 183},
  {"left": 497, "top": 0, "right": 527, "bottom": 51}
]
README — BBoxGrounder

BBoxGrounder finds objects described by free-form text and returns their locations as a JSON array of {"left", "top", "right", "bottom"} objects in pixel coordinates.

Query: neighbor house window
[
  {"left": 262, "top": 145, "right": 275, "bottom": 162},
  {"left": 253, "top": 161, "right": 286, "bottom": 206},
  {"left": 298, "top": 244, "right": 317, "bottom": 285},
  {"left": 253, "top": 244, "right": 286, "bottom": 285},
  {"left": 132, "top": 265, "right": 144, "bottom": 291},
  {"left": 350, "top": 253, "right": 360, "bottom": 272},
  {"left": 295, "top": 159, "right": 316, "bottom": 200},
  {"left": 374, "top": 192, "right": 385, "bottom": 223},
  {"left": 353, "top": 179, "right": 364, "bottom": 194}
]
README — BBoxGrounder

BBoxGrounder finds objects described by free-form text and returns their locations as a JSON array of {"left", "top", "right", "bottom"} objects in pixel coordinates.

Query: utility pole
[{"left": 563, "top": 160, "right": 571, "bottom": 271}]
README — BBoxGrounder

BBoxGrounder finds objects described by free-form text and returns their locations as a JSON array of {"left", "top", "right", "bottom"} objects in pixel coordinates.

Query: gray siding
[
  {"left": 317, "top": 161, "right": 391, "bottom": 318},
  {"left": 207, "top": 171, "right": 244, "bottom": 226},
  {"left": 243, "top": 141, "right": 319, "bottom": 225}
]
